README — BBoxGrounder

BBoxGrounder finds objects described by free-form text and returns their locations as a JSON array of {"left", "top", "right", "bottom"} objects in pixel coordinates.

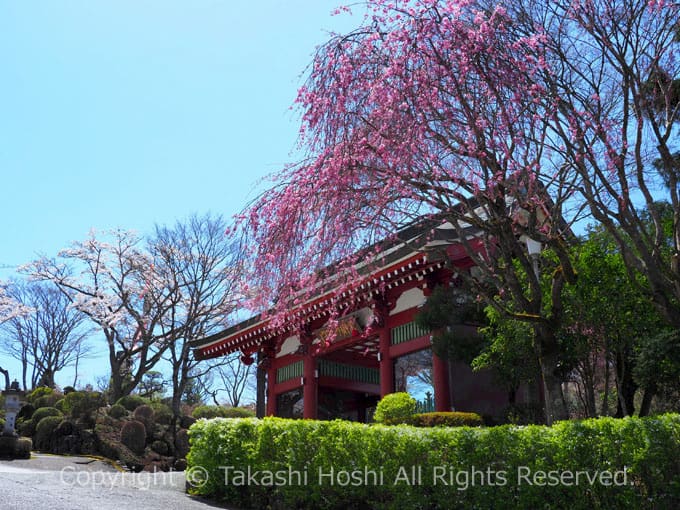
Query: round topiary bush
[
  {"left": 54, "top": 399, "right": 66, "bottom": 413},
  {"left": 32, "top": 406, "right": 62, "bottom": 422},
  {"left": 133, "top": 405, "right": 155, "bottom": 436},
  {"left": 150, "top": 440, "right": 170, "bottom": 456},
  {"left": 174, "top": 428, "right": 190, "bottom": 459},
  {"left": 27, "top": 386, "right": 53, "bottom": 405},
  {"left": 115, "top": 395, "right": 150, "bottom": 412},
  {"left": 27, "top": 407, "right": 63, "bottom": 436},
  {"left": 34, "top": 416, "right": 63, "bottom": 451},
  {"left": 133, "top": 404, "right": 154, "bottom": 421},
  {"left": 373, "top": 392, "right": 416, "bottom": 425},
  {"left": 108, "top": 404, "right": 127, "bottom": 419},
  {"left": 120, "top": 420, "right": 146, "bottom": 455},
  {"left": 33, "top": 393, "right": 60, "bottom": 409},
  {"left": 14, "top": 437, "right": 32, "bottom": 459}
]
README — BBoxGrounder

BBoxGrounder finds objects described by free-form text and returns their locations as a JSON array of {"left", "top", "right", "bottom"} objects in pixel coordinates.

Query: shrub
[
  {"left": 411, "top": 411, "right": 483, "bottom": 427},
  {"left": 34, "top": 416, "right": 63, "bottom": 451},
  {"left": 54, "top": 399, "right": 66, "bottom": 413},
  {"left": 25, "top": 407, "right": 62, "bottom": 436},
  {"left": 108, "top": 404, "right": 127, "bottom": 419},
  {"left": 192, "top": 405, "right": 226, "bottom": 419},
  {"left": 115, "top": 395, "right": 150, "bottom": 412},
  {"left": 62, "top": 391, "right": 106, "bottom": 420},
  {"left": 31, "top": 406, "right": 62, "bottom": 424},
  {"left": 27, "top": 386, "right": 53, "bottom": 405},
  {"left": 133, "top": 404, "right": 154, "bottom": 420},
  {"left": 222, "top": 407, "right": 256, "bottom": 418},
  {"left": 17, "top": 403, "right": 35, "bottom": 421},
  {"left": 175, "top": 428, "right": 190, "bottom": 458},
  {"left": 373, "top": 392, "right": 416, "bottom": 425},
  {"left": 62, "top": 386, "right": 76, "bottom": 395},
  {"left": 33, "top": 393, "right": 60, "bottom": 409},
  {"left": 192, "top": 405, "right": 256, "bottom": 420},
  {"left": 151, "top": 440, "right": 170, "bottom": 456},
  {"left": 152, "top": 404, "right": 173, "bottom": 425},
  {"left": 133, "top": 405, "right": 155, "bottom": 436},
  {"left": 120, "top": 420, "right": 146, "bottom": 456},
  {"left": 188, "top": 414, "right": 680, "bottom": 509},
  {"left": 179, "top": 415, "right": 196, "bottom": 429},
  {"left": 14, "top": 437, "right": 32, "bottom": 459}
]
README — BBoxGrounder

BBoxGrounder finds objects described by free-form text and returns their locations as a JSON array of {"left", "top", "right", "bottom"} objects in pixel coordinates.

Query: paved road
[{"left": 0, "top": 454, "right": 230, "bottom": 510}]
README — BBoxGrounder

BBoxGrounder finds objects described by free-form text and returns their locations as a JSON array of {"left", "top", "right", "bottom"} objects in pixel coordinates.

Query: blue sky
[{"left": 0, "top": 1, "right": 359, "bottom": 389}]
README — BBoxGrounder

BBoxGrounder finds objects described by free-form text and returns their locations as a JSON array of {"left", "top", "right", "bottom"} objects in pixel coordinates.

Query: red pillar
[
  {"left": 433, "top": 352, "right": 451, "bottom": 412},
  {"left": 266, "top": 365, "right": 277, "bottom": 416},
  {"left": 302, "top": 353, "right": 318, "bottom": 419},
  {"left": 379, "top": 327, "right": 393, "bottom": 397}
]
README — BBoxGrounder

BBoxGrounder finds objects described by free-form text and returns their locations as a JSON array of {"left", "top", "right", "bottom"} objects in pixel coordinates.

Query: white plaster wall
[
  {"left": 277, "top": 335, "right": 300, "bottom": 357},
  {"left": 391, "top": 287, "right": 425, "bottom": 315}
]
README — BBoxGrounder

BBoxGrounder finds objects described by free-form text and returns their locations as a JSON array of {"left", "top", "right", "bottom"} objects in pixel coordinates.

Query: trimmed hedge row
[
  {"left": 411, "top": 411, "right": 483, "bottom": 428},
  {"left": 187, "top": 414, "right": 680, "bottom": 510}
]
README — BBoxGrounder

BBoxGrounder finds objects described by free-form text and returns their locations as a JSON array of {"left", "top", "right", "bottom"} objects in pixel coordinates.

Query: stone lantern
[{"left": 2, "top": 380, "right": 24, "bottom": 437}]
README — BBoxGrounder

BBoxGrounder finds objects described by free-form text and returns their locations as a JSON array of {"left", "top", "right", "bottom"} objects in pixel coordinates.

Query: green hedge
[
  {"left": 192, "top": 405, "right": 255, "bottom": 420},
  {"left": 187, "top": 414, "right": 680, "bottom": 510},
  {"left": 411, "top": 411, "right": 483, "bottom": 428}
]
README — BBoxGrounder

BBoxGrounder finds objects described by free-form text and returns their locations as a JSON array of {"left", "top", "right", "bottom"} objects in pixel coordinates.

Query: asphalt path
[{"left": 0, "top": 453, "right": 231, "bottom": 510}]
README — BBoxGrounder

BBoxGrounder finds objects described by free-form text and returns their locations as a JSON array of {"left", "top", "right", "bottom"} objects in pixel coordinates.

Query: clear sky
[{"left": 0, "top": 0, "right": 359, "bottom": 389}]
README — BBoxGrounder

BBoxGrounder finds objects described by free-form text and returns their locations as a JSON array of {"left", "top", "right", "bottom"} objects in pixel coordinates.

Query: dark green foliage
[
  {"left": 373, "top": 392, "right": 416, "bottom": 425},
  {"left": 62, "top": 391, "right": 106, "bottom": 420},
  {"left": 411, "top": 411, "right": 483, "bottom": 427},
  {"left": 120, "top": 420, "right": 146, "bottom": 455},
  {"left": 62, "top": 386, "right": 76, "bottom": 395},
  {"left": 17, "top": 403, "right": 34, "bottom": 421},
  {"left": 34, "top": 416, "right": 63, "bottom": 451},
  {"left": 192, "top": 405, "right": 255, "bottom": 420},
  {"left": 25, "top": 407, "right": 62, "bottom": 436},
  {"left": 188, "top": 414, "right": 680, "bottom": 509},
  {"left": 152, "top": 404, "right": 173, "bottom": 425},
  {"left": 635, "top": 329, "right": 680, "bottom": 410},
  {"left": 96, "top": 435, "right": 120, "bottom": 461},
  {"left": 33, "top": 393, "right": 60, "bottom": 409},
  {"left": 179, "top": 415, "right": 196, "bottom": 429},
  {"left": 150, "top": 440, "right": 170, "bottom": 456},
  {"left": 475, "top": 307, "right": 540, "bottom": 395},
  {"left": 14, "top": 437, "right": 32, "bottom": 458},
  {"left": 415, "top": 284, "right": 486, "bottom": 363},
  {"left": 115, "top": 395, "right": 150, "bottom": 412},
  {"left": 108, "top": 404, "right": 127, "bottom": 419},
  {"left": 31, "top": 406, "right": 62, "bottom": 424}
]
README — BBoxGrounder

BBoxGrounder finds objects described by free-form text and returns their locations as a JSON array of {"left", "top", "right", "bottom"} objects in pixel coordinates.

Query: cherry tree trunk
[{"left": 535, "top": 325, "right": 568, "bottom": 425}]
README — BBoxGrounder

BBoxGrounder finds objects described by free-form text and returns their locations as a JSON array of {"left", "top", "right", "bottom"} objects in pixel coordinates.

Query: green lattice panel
[
  {"left": 390, "top": 321, "right": 429, "bottom": 345},
  {"left": 276, "top": 360, "right": 304, "bottom": 383},
  {"left": 318, "top": 360, "right": 380, "bottom": 385}
]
